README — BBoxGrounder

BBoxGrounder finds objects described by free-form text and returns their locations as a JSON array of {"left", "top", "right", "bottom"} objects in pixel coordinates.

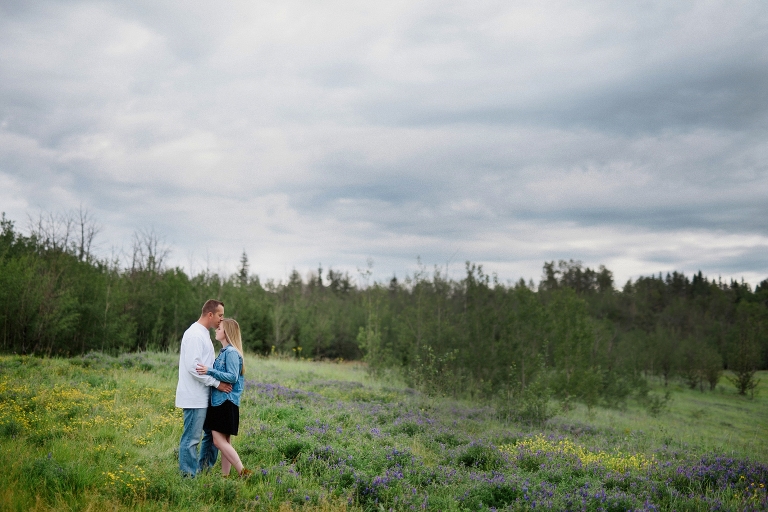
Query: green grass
[
  {"left": 554, "top": 373, "right": 768, "bottom": 460},
  {"left": 1, "top": 353, "right": 766, "bottom": 511}
]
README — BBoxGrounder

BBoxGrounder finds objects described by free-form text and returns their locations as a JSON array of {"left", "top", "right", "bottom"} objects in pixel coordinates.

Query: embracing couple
[{"left": 175, "top": 299, "right": 252, "bottom": 478}]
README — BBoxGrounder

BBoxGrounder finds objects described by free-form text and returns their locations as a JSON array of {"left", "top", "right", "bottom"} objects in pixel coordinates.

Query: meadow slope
[{"left": 0, "top": 353, "right": 766, "bottom": 511}]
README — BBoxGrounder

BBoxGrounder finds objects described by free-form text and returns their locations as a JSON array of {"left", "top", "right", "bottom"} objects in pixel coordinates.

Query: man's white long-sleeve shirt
[{"left": 175, "top": 322, "right": 221, "bottom": 408}]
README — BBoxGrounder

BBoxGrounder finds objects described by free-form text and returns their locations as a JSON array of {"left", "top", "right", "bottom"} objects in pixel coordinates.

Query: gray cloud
[{"left": 1, "top": 0, "right": 767, "bottom": 286}]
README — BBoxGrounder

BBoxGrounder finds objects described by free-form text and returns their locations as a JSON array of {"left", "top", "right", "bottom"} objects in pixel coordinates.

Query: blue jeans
[{"left": 179, "top": 408, "right": 219, "bottom": 476}]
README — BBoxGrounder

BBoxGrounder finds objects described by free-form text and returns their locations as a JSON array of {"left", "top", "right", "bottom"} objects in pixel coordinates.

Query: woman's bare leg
[
  {"left": 213, "top": 430, "right": 243, "bottom": 475},
  {"left": 220, "top": 435, "right": 232, "bottom": 476}
]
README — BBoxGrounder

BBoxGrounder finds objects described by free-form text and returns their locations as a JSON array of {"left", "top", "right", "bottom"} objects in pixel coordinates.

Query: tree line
[{"left": 1, "top": 211, "right": 766, "bottom": 413}]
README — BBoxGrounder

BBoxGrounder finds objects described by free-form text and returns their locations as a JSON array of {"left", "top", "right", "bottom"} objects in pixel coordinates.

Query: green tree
[{"left": 727, "top": 302, "right": 765, "bottom": 395}]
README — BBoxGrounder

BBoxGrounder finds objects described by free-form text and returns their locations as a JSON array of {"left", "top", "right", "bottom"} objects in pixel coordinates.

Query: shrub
[
  {"left": 457, "top": 444, "right": 504, "bottom": 470},
  {"left": 461, "top": 483, "right": 521, "bottom": 509}
]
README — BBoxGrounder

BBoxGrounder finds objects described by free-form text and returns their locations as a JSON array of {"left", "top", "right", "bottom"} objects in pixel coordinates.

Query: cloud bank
[{"left": 1, "top": 0, "right": 767, "bottom": 285}]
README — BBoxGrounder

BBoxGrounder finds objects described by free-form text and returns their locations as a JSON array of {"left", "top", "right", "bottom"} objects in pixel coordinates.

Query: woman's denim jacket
[{"left": 206, "top": 345, "right": 244, "bottom": 407}]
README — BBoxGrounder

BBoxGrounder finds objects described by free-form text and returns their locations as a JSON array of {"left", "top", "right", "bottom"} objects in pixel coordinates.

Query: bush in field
[
  {"left": 456, "top": 444, "right": 504, "bottom": 470},
  {"left": 496, "top": 358, "right": 553, "bottom": 425}
]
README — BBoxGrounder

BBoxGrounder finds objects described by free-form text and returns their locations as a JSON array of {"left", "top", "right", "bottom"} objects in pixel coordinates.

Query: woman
[{"left": 196, "top": 318, "right": 252, "bottom": 478}]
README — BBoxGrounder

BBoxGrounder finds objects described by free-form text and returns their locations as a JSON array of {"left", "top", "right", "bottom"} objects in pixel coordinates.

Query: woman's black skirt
[{"left": 204, "top": 400, "right": 239, "bottom": 435}]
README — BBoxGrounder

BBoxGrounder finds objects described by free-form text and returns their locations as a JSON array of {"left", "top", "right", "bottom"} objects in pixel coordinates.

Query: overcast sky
[{"left": 1, "top": 0, "right": 767, "bottom": 286}]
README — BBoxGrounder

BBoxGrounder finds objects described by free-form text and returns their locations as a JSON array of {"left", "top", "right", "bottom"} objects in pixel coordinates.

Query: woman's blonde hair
[{"left": 221, "top": 318, "right": 245, "bottom": 375}]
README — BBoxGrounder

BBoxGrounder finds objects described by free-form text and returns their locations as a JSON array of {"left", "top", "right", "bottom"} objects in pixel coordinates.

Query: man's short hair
[{"left": 202, "top": 299, "right": 224, "bottom": 315}]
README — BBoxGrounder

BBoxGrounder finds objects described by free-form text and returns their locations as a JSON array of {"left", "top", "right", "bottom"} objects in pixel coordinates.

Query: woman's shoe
[{"left": 239, "top": 468, "right": 253, "bottom": 478}]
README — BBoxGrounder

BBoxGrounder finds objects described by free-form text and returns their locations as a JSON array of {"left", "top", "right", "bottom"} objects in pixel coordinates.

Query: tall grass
[
  {"left": 554, "top": 373, "right": 768, "bottom": 460},
  {"left": 1, "top": 353, "right": 766, "bottom": 511}
]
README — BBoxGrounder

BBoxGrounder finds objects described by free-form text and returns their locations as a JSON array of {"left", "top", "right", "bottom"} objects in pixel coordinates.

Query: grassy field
[
  {"left": 0, "top": 352, "right": 766, "bottom": 511},
  {"left": 555, "top": 376, "right": 768, "bottom": 462}
]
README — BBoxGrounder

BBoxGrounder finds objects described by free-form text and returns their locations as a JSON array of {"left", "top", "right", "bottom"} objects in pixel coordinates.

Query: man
[{"left": 176, "top": 299, "right": 232, "bottom": 477}]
